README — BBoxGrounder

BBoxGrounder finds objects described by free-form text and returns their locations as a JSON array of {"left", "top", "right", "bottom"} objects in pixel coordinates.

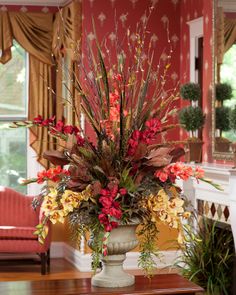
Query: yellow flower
[
  {"left": 168, "top": 197, "right": 184, "bottom": 216},
  {"left": 41, "top": 189, "right": 59, "bottom": 216},
  {"left": 80, "top": 185, "right": 94, "bottom": 202},
  {"left": 60, "top": 190, "right": 80, "bottom": 213},
  {"left": 49, "top": 210, "right": 65, "bottom": 224},
  {"left": 183, "top": 211, "right": 191, "bottom": 219}
]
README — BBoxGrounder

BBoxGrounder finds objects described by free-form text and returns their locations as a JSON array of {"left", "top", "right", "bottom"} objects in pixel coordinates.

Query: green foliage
[
  {"left": 216, "top": 83, "right": 233, "bottom": 102},
  {"left": 176, "top": 217, "right": 234, "bottom": 295},
  {"left": 229, "top": 105, "right": 236, "bottom": 132},
  {"left": 119, "top": 168, "right": 136, "bottom": 193},
  {"left": 215, "top": 106, "right": 230, "bottom": 132},
  {"left": 137, "top": 222, "right": 160, "bottom": 277},
  {"left": 180, "top": 83, "right": 201, "bottom": 101},
  {"left": 178, "top": 106, "right": 205, "bottom": 132}
]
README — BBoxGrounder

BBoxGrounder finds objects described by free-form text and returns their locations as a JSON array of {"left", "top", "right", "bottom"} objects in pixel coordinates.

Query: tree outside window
[{"left": 0, "top": 42, "right": 27, "bottom": 193}]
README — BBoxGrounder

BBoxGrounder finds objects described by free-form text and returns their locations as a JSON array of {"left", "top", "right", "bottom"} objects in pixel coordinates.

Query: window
[
  {"left": 221, "top": 44, "right": 236, "bottom": 142},
  {"left": 0, "top": 41, "right": 28, "bottom": 193}
]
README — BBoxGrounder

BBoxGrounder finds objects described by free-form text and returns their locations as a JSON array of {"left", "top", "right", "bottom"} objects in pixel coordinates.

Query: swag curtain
[
  {"left": 217, "top": 7, "right": 236, "bottom": 82},
  {"left": 0, "top": 11, "right": 54, "bottom": 168},
  {"left": 52, "top": 0, "right": 82, "bottom": 126},
  {"left": 0, "top": 0, "right": 82, "bottom": 168}
]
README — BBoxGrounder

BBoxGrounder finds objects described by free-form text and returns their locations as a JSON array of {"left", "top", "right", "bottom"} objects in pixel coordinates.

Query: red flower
[
  {"left": 155, "top": 169, "right": 169, "bottom": 182},
  {"left": 119, "top": 188, "right": 127, "bottom": 195},
  {"left": 109, "top": 91, "right": 119, "bottom": 105},
  {"left": 64, "top": 125, "right": 74, "bottom": 134},
  {"left": 195, "top": 166, "right": 204, "bottom": 179},
  {"left": 100, "top": 189, "right": 110, "bottom": 197},
  {"left": 55, "top": 120, "right": 64, "bottom": 132},
  {"left": 113, "top": 74, "right": 122, "bottom": 82},
  {"left": 132, "top": 130, "right": 141, "bottom": 140},
  {"left": 33, "top": 115, "right": 43, "bottom": 125},
  {"left": 76, "top": 135, "right": 85, "bottom": 146},
  {"left": 109, "top": 207, "right": 122, "bottom": 219},
  {"left": 99, "top": 196, "right": 113, "bottom": 208},
  {"left": 36, "top": 166, "right": 70, "bottom": 183},
  {"left": 98, "top": 213, "right": 108, "bottom": 225},
  {"left": 145, "top": 118, "right": 161, "bottom": 133}
]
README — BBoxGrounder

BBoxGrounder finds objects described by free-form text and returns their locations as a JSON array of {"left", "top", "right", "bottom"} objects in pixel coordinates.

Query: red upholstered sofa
[{"left": 0, "top": 187, "right": 51, "bottom": 274}]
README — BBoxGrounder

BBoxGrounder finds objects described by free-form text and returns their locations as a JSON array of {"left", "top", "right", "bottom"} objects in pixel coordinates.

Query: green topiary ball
[
  {"left": 229, "top": 105, "right": 236, "bottom": 132},
  {"left": 178, "top": 106, "right": 205, "bottom": 132},
  {"left": 215, "top": 106, "right": 230, "bottom": 132},
  {"left": 180, "top": 82, "right": 201, "bottom": 101},
  {"left": 215, "top": 83, "right": 233, "bottom": 102}
]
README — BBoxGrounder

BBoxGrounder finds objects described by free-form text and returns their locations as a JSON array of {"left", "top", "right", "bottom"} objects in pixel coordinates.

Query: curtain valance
[
  {"left": 216, "top": 7, "right": 236, "bottom": 81},
  {"left": 0, "top": 1, "right": 82, "bottom": 167}
]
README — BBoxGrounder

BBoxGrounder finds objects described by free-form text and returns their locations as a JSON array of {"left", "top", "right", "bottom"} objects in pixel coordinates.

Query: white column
[{"left": 229, "top": 169, "right": 236, "bottom": 249}]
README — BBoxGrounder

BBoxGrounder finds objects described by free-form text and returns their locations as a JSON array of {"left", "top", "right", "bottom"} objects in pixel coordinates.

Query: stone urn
[{"left": 88, "top": 223, "right": 139, "bottom": 288}]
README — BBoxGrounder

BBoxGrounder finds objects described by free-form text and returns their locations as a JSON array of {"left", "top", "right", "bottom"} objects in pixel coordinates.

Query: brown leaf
[
  {"left": 43, "top": 150, "right": 70, "bottom": 166},
  {"left": 132, "top": 143, "right": 147, "bottom": 161},
  {"left": 67, "top": 180, "right": 88, "bottom": 191},
  {"left": 69, "top": 165, "right": 91, "bottom": 182},
  {"left": 169, "top": 147, "right": 185, "bottom": 163},
  {"left": 145, "top": 147, "right": 172, "bottom": 167}
]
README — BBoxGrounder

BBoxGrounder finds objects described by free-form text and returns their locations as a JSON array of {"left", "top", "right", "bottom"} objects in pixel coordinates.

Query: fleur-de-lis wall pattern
[{"left": 2, "top": 0, "right": 213, "bottom": 160}]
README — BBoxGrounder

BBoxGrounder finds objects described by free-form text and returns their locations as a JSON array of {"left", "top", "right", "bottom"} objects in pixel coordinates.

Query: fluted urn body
[{"left": 89, "top": 223, "right": 139, "bottom": 288}]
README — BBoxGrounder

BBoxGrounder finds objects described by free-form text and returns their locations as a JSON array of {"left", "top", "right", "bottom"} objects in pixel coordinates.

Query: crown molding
[{"left": 0, "top": 0, "right": 70, "bottom": 6}]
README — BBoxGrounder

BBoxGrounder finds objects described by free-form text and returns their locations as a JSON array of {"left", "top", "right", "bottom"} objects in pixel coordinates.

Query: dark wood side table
[{"left": 0, "top": 273, "right": 204, "bottom": 295}]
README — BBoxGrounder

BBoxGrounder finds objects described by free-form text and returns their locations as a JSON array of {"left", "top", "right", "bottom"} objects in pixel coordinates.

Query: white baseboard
[
  {"left": 64, "top": 243, "right": 92, "bottom": 271},
  {"left": 0, "top": 241, "right": 181, "bottom": 272},
  {"left": 51, "top": 242, "right": 65, "bottom": 258},
  {"left": 63, "top": 243, "right": 181, "bottom": 272}
]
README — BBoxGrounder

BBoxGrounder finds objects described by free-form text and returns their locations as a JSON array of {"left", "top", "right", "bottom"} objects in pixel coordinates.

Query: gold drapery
[
  {"left": 0, "top": 12, "right": 13, "bottom": 64},
  {"left": 0, "top": 11, "right": 54, "bottom": 167},
  {"left": 52, "top": 0, "right": 82, "bottom": 125},
  {"left": 216, "top": 7, "right": 236, "bottom": 82},
  {"left": 29, "top": 55, "right": 55, "bottom": 168},
  {"left": 0, "top": 1, "right": 82, "bottom": 167}
]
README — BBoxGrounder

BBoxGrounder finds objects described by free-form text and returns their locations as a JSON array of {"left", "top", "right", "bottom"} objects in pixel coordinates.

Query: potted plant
[
  {"left": 215, "top": 106, "right": 231, "bottom": 152},
  {"left": 216, "top": 83, "right": 233, "bottom": 106},
  {"left": 229, "top": 105, "right": 236, "bottom": 166},
  {"left": 180, "top": 82, "right": 201, "bottom": 102},
  {"left": 214, "top": 82, "right": 233, "bottom": 152},
  {"left": 11, "top": 20, "right": 220, "bottom": 288},
  {"left": 176, "top": 217, "right": 234, "bottom": 295},
  {"left": 179, "top": 82, "right": 205, "bottom": 163}
]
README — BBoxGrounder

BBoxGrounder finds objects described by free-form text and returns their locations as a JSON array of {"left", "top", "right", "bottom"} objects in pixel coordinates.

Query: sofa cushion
[{"left": 0, "top": 226, "right": 37, "bottom": 240}]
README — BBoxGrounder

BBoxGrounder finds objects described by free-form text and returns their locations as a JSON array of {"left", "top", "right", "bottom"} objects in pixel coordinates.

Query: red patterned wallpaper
[
  {"left": 0, "top": 5, "right": 58, "bottom": 12},
  {"left": 202, "top": 0, "right": 213, "bottom": 163},
  {"left": 82, "top": 0, "right": 181, "bottom": 142},
  {"left": 179, "top": 0, "right": 203, "bottom": 84},
  {"left": 179, "top": 0, "right": 214, "bottom": 163}
]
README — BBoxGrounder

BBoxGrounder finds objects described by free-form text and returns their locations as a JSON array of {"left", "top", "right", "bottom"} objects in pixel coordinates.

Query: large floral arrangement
[{"left": 12, "top": 11, "right": 219, "bottom": 275}]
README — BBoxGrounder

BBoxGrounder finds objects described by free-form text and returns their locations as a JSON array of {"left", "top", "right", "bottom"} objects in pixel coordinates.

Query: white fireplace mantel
[{"left": 180, "top": 163, "right": 236, "bottom": 249}]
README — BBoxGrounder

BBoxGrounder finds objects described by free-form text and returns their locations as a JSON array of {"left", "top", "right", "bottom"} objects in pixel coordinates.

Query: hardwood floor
[{"left": 0, "top": 258, "right": 178, "bottom": 282}]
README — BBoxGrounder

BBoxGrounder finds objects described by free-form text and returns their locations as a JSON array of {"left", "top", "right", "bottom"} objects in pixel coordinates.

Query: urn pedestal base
[
  {"left": 91, "top": 254, "right": 134, "bottom": 288},
  {"left": 89, "top": 223, "right": 139, "bottom": 288}
]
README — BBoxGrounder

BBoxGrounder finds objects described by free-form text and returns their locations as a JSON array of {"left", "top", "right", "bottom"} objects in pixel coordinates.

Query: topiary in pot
[
  {"left": 215, "top": 106, "right": 231, "bottom": 152},
  {"left": 229, "top": 105, "right": 236, "bottom": 132},
  {"left": 230, "top": 106, "right": 236, "bottom": 166},
  {"left": 215, "top": 83, "right": 233, "bottom": 102},
  {"left": 180, "top": 82, "right": 201, "bottom": 101},
  {"left": 179, "top": 106, "right": 205, "bottom": 137},
  {"left": 178, "top": 106, "right": 205, "bottom": 162}
]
